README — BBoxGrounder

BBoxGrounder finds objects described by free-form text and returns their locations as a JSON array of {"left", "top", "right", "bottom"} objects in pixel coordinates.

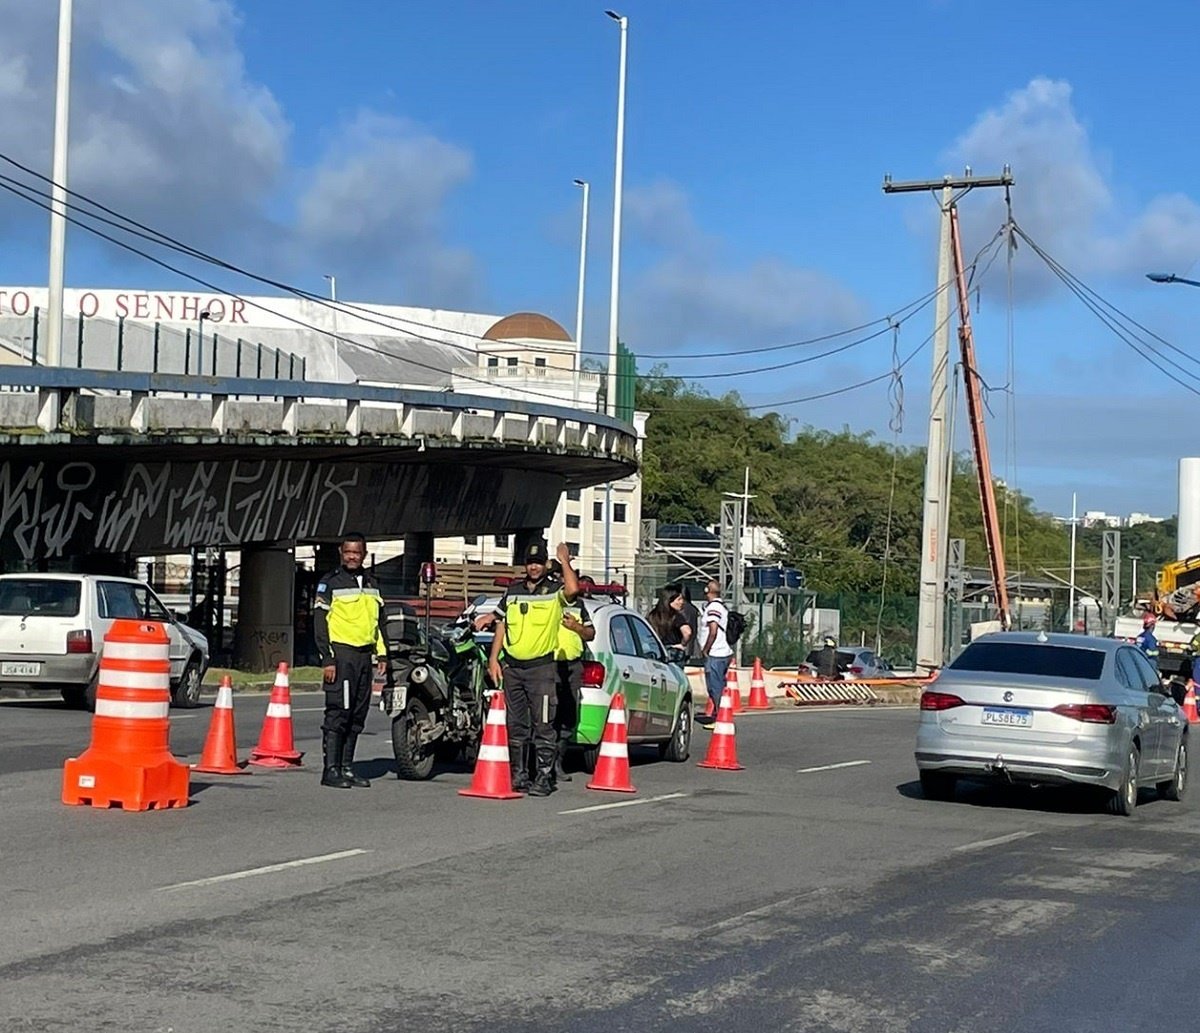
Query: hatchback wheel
[
  {"left": 172, "top": 661, "right": 202, "bottom": 708},
  {"left": 1109, "top": 743, "right": 1140, "bottom": 816},
  {"left": 1159, "top": 738, "right": 1187, "bottom": 802}
]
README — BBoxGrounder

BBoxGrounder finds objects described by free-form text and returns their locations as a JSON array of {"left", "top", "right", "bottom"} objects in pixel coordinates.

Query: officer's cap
[{"left": 524, "top": 541, "right": 549, "bottom": 565}]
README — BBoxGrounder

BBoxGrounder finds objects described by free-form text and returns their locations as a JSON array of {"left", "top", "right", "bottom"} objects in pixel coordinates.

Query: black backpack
[{"left": 726, "top": 609, "right": 747, "bottom": 646}]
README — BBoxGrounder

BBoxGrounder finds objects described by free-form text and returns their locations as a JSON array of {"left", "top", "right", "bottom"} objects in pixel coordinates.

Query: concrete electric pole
[{"left": 883, "top": 168, "right": 1013, "bottom": 673}]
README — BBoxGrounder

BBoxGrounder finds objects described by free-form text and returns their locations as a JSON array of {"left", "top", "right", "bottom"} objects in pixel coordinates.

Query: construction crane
[{"left": 950, "top": 208, "right": 1011, "bottom": 630}]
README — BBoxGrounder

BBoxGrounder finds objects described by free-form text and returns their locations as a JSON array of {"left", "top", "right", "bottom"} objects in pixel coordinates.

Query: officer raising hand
[{"left": 488, "top": 540, "right": 578, "bottom": 796}]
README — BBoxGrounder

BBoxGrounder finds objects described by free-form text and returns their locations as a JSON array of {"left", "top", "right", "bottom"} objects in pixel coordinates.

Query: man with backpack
[{"left": 699, "top": 579, "right": 735, "bottom": 726}]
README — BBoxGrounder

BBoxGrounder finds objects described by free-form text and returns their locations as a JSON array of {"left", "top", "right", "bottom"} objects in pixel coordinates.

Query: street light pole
[
  {"left": 1147, "top": 272, "right": 1200, "bottom": 289},
  {"left": 573, "top": 178, "right": 589, "bottom": 405},
  {"left": 605, "top": 9, "right": 627, "bottom": 420},
  {"left": 46, "top": 0, "right": 74, "bottom": 368},
  {"left": 324, "top": 274, "right": 340, "bottom": 378},
  {"left": 1130, "top": 554, "right": 1141, "bottom": 606},
  {"left": 197, "top": 308, "right": 213, "bottom": 376},
  {"left": 1068, "top": 492, "right": 1078, "bottom": 631}
]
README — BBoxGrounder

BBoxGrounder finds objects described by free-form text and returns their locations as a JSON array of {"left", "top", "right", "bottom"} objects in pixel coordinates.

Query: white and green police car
[{"left": 572, "top": 599, "right": 694, "bottom": 770}]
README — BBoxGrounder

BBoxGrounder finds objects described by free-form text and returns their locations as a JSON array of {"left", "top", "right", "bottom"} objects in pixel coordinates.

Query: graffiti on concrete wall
[{"left": 0, "top": 459, "right": 360, "bottom": 560}]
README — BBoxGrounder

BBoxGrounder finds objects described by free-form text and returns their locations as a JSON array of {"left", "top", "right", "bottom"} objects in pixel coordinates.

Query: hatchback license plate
[
  {"left": 1, "top": 661, "right": 41, "bottom": 677},
  {"left": 982, "top": 707, "right": 1032, "bottom": 727}
]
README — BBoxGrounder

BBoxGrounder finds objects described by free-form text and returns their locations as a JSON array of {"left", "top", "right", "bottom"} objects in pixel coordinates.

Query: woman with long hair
[{"left": 647, "top": 586, "right": 692, "bottom": 653}]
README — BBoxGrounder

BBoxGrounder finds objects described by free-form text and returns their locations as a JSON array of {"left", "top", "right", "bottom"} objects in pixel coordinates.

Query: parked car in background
[
  {"left": 797, "top": 645, "right": 893, "bottom": 680},
  {"left": 915, "top": 631, "right": 1187, "bottom": 816},
  {"left": 0, "top": 573, "right": 209, "bottom": 710}
]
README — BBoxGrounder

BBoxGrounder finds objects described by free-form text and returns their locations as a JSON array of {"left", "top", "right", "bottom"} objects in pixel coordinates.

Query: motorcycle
[{"left": 380, "top": 601, "right": 491, "bottom": 780}]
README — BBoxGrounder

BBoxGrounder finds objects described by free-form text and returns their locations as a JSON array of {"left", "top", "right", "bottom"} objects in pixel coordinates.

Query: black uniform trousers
[
  {"left": 554, "top": 659, "right": 583, "bottom": 743},
  {"left": 502, "top": 658, "right": 557, "bottom": 772},
  {"left": 322, "top": 644, "right": 375, "bottom": 736}
]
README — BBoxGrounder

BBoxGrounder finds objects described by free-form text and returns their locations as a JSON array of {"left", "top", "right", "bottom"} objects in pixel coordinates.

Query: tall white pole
[
  {"left": 46, "top": 0, "right": 73, "bottom": 368},
  {"left": 605, "top": 10, "right": 627, "bottom": 419},
  {"left": 325, "top": 274, "right": 340, "bottom": 378},
  {"left": 573, "top": 179, "right": 589, "bottom": 405},
  {"left": 1068, "top": 492, "right": 1078, "bottom": 632},
  {"left": 603, "top": 11, "right": 628, "bottom": 586},
  {"left": 914, "top": 185, "right": 953, "bottom": 672}
]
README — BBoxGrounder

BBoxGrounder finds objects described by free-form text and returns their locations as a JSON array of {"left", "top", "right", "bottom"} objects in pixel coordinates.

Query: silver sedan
[{"left": 915, "top": 631, "right": 1187, "bottom": 816}]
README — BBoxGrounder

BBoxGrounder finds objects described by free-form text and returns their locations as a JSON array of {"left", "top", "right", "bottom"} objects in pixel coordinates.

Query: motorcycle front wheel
[{"left": 392, "top": 697, "right": 437, "bottom": 780}]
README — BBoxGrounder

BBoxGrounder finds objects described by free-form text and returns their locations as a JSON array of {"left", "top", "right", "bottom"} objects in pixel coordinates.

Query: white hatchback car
[{"left": 0, "top": 573, "right": 209, "bottom": 710}]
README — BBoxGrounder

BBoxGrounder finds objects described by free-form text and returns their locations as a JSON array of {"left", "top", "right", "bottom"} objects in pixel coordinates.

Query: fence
[{"left": 0, "top": 309, "right": 306, "bottom": 380}]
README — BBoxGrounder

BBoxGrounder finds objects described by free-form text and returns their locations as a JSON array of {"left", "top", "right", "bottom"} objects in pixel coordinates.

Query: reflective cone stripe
[
  {"left": 194, "top": 678, "right": 246, "bottom": 775},
  {"left": 62, "top": 620, "right": 190, "bottom": 810},
  {"left": 587, "top": 693, "right": 636, "bottom": 793},
  {"left": 459, "top": 691, "right": 523, "bottom": 800},
  {"left": 698, "top": 689, "right": 744, "bottom": 771},
  {"left": 725, "top": 666, "right": 743, "bottom": 714},
  {"left": 248, "top": 663, "right": 303, "bottom": 768},
  {"left": 747, "top": 657, "right": 770, "bottom": 710}
]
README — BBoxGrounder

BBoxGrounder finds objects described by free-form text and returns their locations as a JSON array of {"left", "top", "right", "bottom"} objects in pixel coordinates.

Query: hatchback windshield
[
  {"left": 949, "top": 641, "right": 1105, "bottom": 680},
  {"left": 0, "top": 579, "right": 82, "bottom": 617}
]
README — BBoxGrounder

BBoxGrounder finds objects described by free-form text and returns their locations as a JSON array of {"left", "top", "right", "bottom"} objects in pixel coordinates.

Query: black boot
[
  {"left": 509, "top": 741, "right": 531, "bottom": 793},
  {"left": 554, "top": 739, "right": 572, "bottom": 783},
  {"left": 341, "top": 732, "right": 370, "bottom": 787},
  {"left": 528, "top": 744, "right": 556, "bottom": 797},
  {"left": 321, "top": 732, "right": 352, "bottom": 789}
]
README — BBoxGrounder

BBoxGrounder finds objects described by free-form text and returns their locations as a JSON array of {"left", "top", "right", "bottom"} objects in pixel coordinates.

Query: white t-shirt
[{"left": 703, "top": 599, "right": 733, "bottom": 658}]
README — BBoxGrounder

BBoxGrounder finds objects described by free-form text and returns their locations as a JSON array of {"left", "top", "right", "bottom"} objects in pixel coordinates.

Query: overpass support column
[
  {"left": 513, "top": 528, "right": 545, "bottom": 565},
  {"left": 234, "top": 546, "right": 295, "bottom": 673},
  {"left": 401, "top": 533, "right": 435, "bottom": 596}
]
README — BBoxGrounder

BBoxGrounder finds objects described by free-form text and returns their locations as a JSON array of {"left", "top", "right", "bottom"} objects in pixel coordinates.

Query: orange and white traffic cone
[
  {"left": 62, "top": 620, "right": 190, "bottom": 810},
  {"left": 193, "top": 676, "right": 245, "bottom": 775},
  {"left": 1185, "top": 681, "right": 1199, "bottom": 724},
  {"left": 698, "top": 689, "right": 744, "bottom": 771},
  {"left": 747, "top": 657, "right": 770, "bottom": 710},
  {"left": 248, "top": 663, "right": 303, "bottom": 768},
  {"left": 586, "top": 693, "right": 636, "bottom": 793},
  {"left": 725, "top": 665, "right": 743, "bottom": 714},
  {"left": 459, "top": 691, "right": 524, "bottom": 799}
]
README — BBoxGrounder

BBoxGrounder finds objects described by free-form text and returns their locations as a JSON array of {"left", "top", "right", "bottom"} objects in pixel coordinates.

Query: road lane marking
[
  {"left": 559, "top": 792, "right": 687, "bottom": 814},
  {"left": 796, "top": 760, "right": 871, "bottom": 774},
  {"left": 699, "top": 892, "right": 813, "bottom": 934},
  {"left": 953, "top": 831, "right": 1035, "bottom": 853},
  {"left": 159, "top": 849, "right": 370, "bottom": 890}
]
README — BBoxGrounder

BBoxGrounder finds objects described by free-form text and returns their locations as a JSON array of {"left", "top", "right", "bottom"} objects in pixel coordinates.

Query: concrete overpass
[{"left": 0, "top": 365, "right": 636, "bottom": 667}]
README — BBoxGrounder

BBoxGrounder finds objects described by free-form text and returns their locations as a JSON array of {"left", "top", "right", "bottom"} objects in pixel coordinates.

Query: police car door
[
  {"left": 607, "top": 613, "right": 651, "bottom": 737},
  {"left": 628, "top": 614, "right": 675, "bottom": 738}
]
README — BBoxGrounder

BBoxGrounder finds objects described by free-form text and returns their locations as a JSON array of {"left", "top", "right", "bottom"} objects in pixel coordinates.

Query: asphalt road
[{"left": 2, "top": 695, "right": 1199, "bottom": 1033}]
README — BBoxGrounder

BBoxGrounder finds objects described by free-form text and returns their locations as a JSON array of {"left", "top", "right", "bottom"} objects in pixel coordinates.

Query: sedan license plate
[
  {"left": 1, "top": 661, "right": 41, "bottom": 677},
  {"left": 982, "top": 707, "right": 1032, "bottom": 728}
]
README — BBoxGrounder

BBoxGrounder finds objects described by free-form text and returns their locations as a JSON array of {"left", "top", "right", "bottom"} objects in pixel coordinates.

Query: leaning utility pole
[{"left": 882, "top": 167, "right": 1013, "bottom": 673}]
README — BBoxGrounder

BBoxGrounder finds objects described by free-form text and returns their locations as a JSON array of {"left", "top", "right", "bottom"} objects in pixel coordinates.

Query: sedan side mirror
[{"left": 1170, "top": 680, "right": 1188, "bottom": 707}]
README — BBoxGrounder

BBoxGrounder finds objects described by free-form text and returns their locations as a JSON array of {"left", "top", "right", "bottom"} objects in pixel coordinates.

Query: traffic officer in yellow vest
[
  {"left": 549, "top": 562, "right": 595, "bottom": 783},
  {"left": 313, "top": 532, "right": 387, "bottom": 789},
  {"left": 487, "top": 540, "right": 579, "bottom": 796}
]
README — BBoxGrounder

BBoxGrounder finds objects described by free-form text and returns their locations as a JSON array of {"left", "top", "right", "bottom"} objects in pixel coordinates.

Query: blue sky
[{"left": 2, "top": 0, "right": 1200, "bottom": 519}]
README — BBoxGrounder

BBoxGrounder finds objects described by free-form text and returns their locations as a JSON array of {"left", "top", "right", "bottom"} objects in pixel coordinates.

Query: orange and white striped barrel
[{"left": 62, "top": 619, "right": 190, "bottom": 810}]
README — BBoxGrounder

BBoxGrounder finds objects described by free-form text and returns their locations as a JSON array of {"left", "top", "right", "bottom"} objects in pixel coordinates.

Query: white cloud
[
  {"left": 294, "top": 113, "right": 479, "bottom": 306},
  {"left": 622, "top": 180, "right": 867, "bottom": 352},
  {"left": 947, "top": 77, "right": 1200, "bottom": 296},
  {"left": 0, "top": 1, "right": 482, "bottom": 305}
]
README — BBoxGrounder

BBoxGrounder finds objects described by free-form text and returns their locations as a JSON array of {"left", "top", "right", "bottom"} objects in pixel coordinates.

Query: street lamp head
[
  {"left": 604, "top": 9, "right": 625, "bottom": 22},
  {"left": 1146, "top": 272, "right": 1175, "bottom": 284},
  {"left": 573, "top": 178, "right": 587, "bottom": 187}
]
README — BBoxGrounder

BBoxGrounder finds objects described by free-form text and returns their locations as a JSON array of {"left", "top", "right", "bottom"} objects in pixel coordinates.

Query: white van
[{"left": 0, "top": 574, "right": 209, "bottom": 710}]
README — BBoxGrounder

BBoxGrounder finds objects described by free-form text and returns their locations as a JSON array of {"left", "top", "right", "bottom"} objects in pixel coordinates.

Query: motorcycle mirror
[{"left": 472, "top": 594, "right": 487, "bottom": 607}]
